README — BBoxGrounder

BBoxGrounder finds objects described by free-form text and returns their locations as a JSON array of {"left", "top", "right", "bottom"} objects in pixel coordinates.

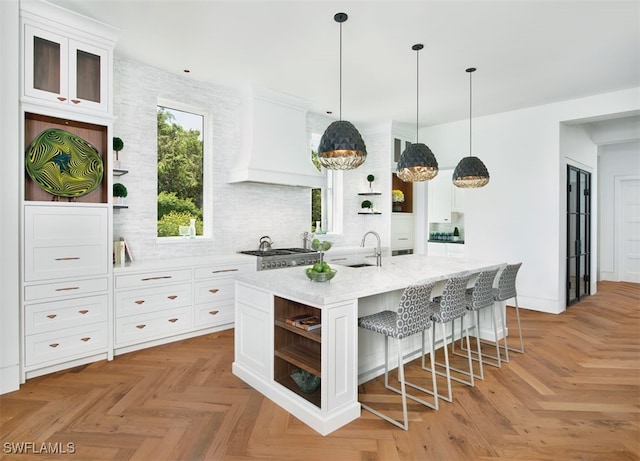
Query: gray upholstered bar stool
[
  {"left": 493, "top": 262, "right": 524, "bottom": 357},
  {"left": 357, "top": 281, "right": 438, "bottom": 430},
  {"left": 453, "top": 268, "right": 501, "bottom": 378},
  {"left": 424, "top": 275, "right": 474, "bottom": 403}
]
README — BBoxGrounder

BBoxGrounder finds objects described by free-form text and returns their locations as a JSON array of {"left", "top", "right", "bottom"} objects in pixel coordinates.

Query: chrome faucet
[{"left": 361, "top": 230, "right": 382, "bottom": 267}]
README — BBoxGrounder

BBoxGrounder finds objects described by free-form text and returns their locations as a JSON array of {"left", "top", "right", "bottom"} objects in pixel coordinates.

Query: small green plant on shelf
[
  {"left": 361, "top": 200, "right": 373, "bottom": 212},
  {"left": 367, "top": 174, "right": 375, "bottom": 191},
  {"left": 113, "top": 182, "right": 128, "bottom": 204},
  {"left": 113, "top": 137, "right": 124, "bottom": 168}
]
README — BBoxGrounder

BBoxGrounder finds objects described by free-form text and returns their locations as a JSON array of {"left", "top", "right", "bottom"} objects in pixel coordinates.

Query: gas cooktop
[
  {"left": 238, "top": 248, "right": 320, "bottom": 271},
  {"left": 238, "top": 248, "right": 316, "bottom": 257}
]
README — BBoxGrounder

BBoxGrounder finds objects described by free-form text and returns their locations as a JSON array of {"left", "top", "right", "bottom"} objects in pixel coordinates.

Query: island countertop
[{"left": 235, "top": 254, "right": 506, "bottom": 306}]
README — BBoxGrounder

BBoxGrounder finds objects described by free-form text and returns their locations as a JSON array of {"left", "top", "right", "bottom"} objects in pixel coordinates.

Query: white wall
[
  {"left": 420, "top": 87, "right": 640, "bottom": 314},
  {"left": 113, "top": 57, "right": 322, "bottom": 258},
  {"left": 598, "top": 141, "right": 640, "bottom": 281},
  {"left": 0, "top": 0, "right": 21, "bottom": 394},
  {"left": 559, "top": 123, "right": 598, "bottom": 298},
  {"left": 113, "top": 57, "right": 395, "bottom": 260}
]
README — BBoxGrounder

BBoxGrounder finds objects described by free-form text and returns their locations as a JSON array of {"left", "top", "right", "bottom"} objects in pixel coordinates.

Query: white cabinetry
[
  {"left": 391, "top": 213, "right": 414, "bottom": 252},
  {"left": 19, "top": 1, "right": 118, "bottom": 384},
  {"left": 428, "top": 173, "right": 453, "bottom": 223},
  {"left": 427, "top": 242, "right": 465, "bottom": 258},
  {"left": 428, "top": 168, "right": 466, "bottom": 222},
  {"left": 21, "top": 2, "right": 116, "bottom": 114},
  {"left": 114, "top": 258, "right": 254, "bottom": 354},
  {"left": 22, "top": 204, "right": 111, "bottom": 379},
  {"left": 323, "top": 250, "right": 358, "bottom": 266},
  {"left": 233, "top": 282, "right": 360, "bottom": 436},
  {"left": 452, "top": 185, "right": 465, "bottom": 212}
]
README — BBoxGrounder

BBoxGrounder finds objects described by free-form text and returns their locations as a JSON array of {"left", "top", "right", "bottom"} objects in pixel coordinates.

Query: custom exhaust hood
[{"left": 228, "top": 85, "right": 325, "bottom": 188}]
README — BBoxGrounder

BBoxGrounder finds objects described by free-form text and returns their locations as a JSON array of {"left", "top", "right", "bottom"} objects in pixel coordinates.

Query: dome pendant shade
[
  {"left": 452, "top": 156, "right": 490, "bottom": 188},
  {"left": 453, "top": 66, "right": 489, "bottom": 188},
  {"left": 318, "top": 12, "right": 367, "bottom": 170},
  {"left": 397, "top": 142, "right": 438, "bottom": 181},
  {"left": 396, "top": 43, "right": 438, "bottom": 182},
  {"left": 318, "top": 120, "right": 367, "bottom": 170}
]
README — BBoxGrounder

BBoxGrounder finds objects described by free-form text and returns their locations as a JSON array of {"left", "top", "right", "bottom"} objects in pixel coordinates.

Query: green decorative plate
[{"left": 25, "top": 128, "right": 104, "bottom": 198}]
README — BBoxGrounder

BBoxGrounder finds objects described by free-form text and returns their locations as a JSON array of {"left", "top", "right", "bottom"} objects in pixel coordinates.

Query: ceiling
[{"left": 48, "top": 0, "right": 639, "bottom": 127}]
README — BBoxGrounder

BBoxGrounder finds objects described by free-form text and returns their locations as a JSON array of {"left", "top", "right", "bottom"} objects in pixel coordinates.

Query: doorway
[
  {"left": 617, "top": 177, "right": 640, "bottom": 283},
  {"left": 566, "top": 165, "right": 591, "bottom": 306}
]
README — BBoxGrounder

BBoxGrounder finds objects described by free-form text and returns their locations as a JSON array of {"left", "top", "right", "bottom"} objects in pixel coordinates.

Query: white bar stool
[{"left": 357, "top": 281, "right": 439, "bottom": 430}]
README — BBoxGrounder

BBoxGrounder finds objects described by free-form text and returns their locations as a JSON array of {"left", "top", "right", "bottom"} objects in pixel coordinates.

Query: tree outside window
[{"left": 157, "top": 105, "right": 204, "bottom": 237}]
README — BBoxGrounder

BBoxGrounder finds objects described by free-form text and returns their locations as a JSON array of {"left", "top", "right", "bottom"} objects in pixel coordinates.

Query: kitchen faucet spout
[{"left": 361, "top": 231, "right": 382, "bottom": 267}]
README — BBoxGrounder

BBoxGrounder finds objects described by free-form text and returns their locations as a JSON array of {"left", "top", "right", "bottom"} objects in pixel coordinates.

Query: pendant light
[
  {"left": 453, "top": 67, "right": 490, "bottom": 188},
  {"left": 318, "top": 12, "right": 367, "bottom": 170},
  {"left": 397, "top": 43, "right": 438, "bottom": 182}
]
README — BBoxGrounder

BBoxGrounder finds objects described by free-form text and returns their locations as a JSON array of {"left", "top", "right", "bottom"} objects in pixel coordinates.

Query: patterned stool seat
[{"left": 357, "top": 281, "right": 438, "bottom": 430}]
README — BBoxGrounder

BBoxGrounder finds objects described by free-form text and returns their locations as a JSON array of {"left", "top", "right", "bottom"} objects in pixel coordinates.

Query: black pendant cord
[
  {"left": 466, "top": 67, "right": 476, "bottom": 158},
  {"left": 469, "top": 70, "right": 472, "bottom": 157},
  {"left": 415, "top": 47, "right": 419, "bottom": 144},
  {"left": 412, "top": 43, "right": 424, "bottom": 144},
  {"left": 339, "top": 19, "right": 342, "bottom": 121}
]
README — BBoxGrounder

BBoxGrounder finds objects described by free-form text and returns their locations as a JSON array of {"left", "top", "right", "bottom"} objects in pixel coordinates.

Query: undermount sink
[{"left": 346, "top": 263, "right": 375, "bottom": 268}]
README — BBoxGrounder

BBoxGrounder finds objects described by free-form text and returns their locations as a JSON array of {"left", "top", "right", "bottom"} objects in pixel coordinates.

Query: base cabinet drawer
[
  {"left": 25, "top": 294, "right": 108, "bottom": 335},
  {"left": 194, "top": 301, "right": 234, "bottom": 328},
  {"left": 24, "top": 205, "right": 108, "bottom": 282},
  {"left": 324, "top": 253, "right": 357, "bottom": 266},
  {"left": 116, "top": 283, "right": 192, "bottom": 317},
  {"left": 25, "top": 322, "right": 108, "bottom": 367},
  {"left": 194, "top": 278, "right": 234, "bottom": 304},
  {"left": 391, "top": 233, "right": 413, "bottom": 250},
  {"left": 115, "top": 307, "right": 192, "bottom": 346},
  {"left": 24, "top": 277, "right": 107, "bottom": 302},
  {"left": 115, "top": 269, "right": 192, "bottom": 289}
]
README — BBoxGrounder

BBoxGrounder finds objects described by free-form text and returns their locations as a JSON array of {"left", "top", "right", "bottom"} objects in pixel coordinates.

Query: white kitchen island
[{"left": 232, "top": 254, "right": 506, "bottom": 435}]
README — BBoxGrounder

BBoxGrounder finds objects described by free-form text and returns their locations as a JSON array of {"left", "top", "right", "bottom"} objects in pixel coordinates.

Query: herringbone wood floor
[{"left": 1, "top": 282, "right": 638, "bottom": 461}]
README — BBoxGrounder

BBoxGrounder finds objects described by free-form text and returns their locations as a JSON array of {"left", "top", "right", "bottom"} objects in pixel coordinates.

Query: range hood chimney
[{"left": 228, "top": 85, "right": 325, "bottom": 188}]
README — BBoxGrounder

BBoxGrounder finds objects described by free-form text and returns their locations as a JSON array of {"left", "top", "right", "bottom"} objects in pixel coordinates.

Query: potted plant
[
  {"left": 361, "top": 199, "right": 373, "bottom": 212},
  {"left": 113, "top": 182, "right": 128, "bottom": 205},
  {"left": 113, "top": 137, "right": 124, "bottom": 168},
  {"left": 367, "top": 174, "right": 375, "bottom": 192},
  {"left": 453, "top": 227, "right": 460, "bottom": 241},
  {"left": 392, "top": 189, "right": 404, "bottom": 212}
]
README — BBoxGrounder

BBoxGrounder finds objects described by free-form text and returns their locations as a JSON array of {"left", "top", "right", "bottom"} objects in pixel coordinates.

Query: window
[
  {"left": 310, "top": 133, "right": 343, "bottom": 234},
  {"left": 157, "top": 102, "right": 208, "bottom": 238}
]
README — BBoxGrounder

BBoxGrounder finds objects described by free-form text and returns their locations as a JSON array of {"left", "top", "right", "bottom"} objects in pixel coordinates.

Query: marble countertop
[
  {"left": 113, "top": 253, "right": 255, "bottom": 273},
  {"left": 236, "top": 254, "right": 505, "bottom": 307}
]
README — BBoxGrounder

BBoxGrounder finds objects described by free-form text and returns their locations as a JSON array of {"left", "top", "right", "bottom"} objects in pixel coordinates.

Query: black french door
[{"left": 566, "top": 165, "right": 591, "bottom": 306}]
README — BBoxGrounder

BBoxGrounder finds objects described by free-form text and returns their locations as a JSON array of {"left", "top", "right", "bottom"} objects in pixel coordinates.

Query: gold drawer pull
[
  {"left": 78, "top": 310, "right": 89, "bottom": 315},
  {"left": 49, "top": 343, "right": 59, "bottom": 348},
  {"left": 209, "top": 288, "right": 219, "bottom": 294},
  {"left": 46, "top": 314, "right": 57, "bottom": 319},
  {"left": 55, "top": 287, "right": 79, "bottom": 291},
  {"left": 168, "top": 318, "right": 178, "bottom": 323},
  {"left": 136, "top": 324, "right": 146, "bottom": 329},
  {"left": 141, "top": 276, "right": 172, "bottom": 281},
  {"left": 211, "top": 268, "right": 238, "bottom": 274},
  {"left": 134, "top": 300, "right": 145, "bottom": 305},
  {"left": 80, "top": 337, "right": 91, "bottom": 342},
  {"left": 56, "top": 96, "right": 67, "bottom": 101},
  {"left": 167, "top": 295, "right": 178, "bottom": 300},
  {"left": 54, "top": 257, "right": 80, "bottom": 261},
  {"left": 209, "top": 310, "right": 219, "bottom": 316}
]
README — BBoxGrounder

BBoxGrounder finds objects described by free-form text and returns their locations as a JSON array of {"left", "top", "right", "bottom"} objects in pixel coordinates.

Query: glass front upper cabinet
[{"left": 24, "top": 24, "right": 108, "bottom": 113}]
